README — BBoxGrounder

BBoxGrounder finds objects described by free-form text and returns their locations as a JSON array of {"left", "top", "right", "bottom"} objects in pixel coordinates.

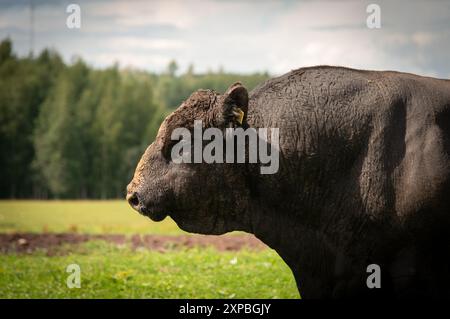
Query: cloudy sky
[{"left": 1, "top": 0, "right": 449, "bottom": 77}]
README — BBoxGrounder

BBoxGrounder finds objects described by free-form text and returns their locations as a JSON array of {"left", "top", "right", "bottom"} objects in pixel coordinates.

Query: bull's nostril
[
  {"left": 127, "top": 192, "right": 140, "bottom": 207},
  {"left": 140, "top": 206, "right": 148, "bottom": 214}
]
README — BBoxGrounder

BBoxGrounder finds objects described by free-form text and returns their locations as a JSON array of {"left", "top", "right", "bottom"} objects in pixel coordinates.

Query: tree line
[{"left": 0, "top": 39, "right": 270, "bottom": 199}]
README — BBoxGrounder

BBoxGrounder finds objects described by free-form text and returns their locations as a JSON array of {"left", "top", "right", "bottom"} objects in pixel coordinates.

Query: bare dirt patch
[{"left": 0, "top": 233, "right": 267, "bottom": 255}]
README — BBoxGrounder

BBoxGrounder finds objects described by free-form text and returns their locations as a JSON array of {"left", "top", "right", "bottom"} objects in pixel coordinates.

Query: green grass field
[
  {"left": 0, "top": 200, "right": 183, "bottom": 234},
  {"left": 0, "top": 241, "right": 298, "bottom": 298},
  {"left": 0, "top": 201, "right": 300, "bottom": 299}
]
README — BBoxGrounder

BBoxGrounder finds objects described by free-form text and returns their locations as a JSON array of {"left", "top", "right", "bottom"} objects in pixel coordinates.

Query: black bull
[{"left": 127, "top": 66, "right": 450, "bottom": 298}]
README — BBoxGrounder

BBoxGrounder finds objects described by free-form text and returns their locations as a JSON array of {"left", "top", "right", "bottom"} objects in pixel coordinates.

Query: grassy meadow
[
  {"left": 0, "top": 200, "right": 299, "bottom": 299},
  {"left": 0, "top": 200, "right": 182, "bottom": 234}
]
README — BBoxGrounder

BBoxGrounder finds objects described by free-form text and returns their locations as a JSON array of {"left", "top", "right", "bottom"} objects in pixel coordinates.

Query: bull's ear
[{"left": 221, "top": 82, "right": 249, "bottom": 127}]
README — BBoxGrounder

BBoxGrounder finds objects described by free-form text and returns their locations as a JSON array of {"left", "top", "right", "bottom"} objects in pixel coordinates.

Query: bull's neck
[
  {"left": 246, "top": 200, "right": 344, "bottom": 298},
  {"left": 248, "top": 200, "right": 328, "bottom": 260},
  {"left": 242, "top": 98, "right": 339, "bottom": 279}
]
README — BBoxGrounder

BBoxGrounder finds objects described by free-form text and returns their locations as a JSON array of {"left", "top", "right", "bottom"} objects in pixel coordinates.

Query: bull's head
[{"left": 126, "top": 83, "right": 252, "bottom": 235}]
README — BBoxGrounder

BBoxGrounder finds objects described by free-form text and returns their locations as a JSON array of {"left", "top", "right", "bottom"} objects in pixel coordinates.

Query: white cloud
[
  {"left": 106, "top": 37, "right": 187, "bottom": 51},
  {"left": 411, "top": 32, "right": 437, "bottom": 47},
  {"left": 84, "top": 0, "right": 221, "bottom": 29},
  {"left": 93, "top": 51, "right": 171, "bottom": 70},
  {"left": 1, "top": 0, "right": 449, "bottom": 77}
]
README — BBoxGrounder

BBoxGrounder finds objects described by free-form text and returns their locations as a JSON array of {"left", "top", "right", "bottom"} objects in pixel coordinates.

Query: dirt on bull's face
[{"left": 127, "top": 65, "right": 450, "bottom": 299}]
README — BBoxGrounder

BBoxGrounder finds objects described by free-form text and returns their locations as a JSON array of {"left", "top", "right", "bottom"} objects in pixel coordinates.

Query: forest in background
[{"left": 0, "top": 38, "right": 270, "bottom": 199}]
